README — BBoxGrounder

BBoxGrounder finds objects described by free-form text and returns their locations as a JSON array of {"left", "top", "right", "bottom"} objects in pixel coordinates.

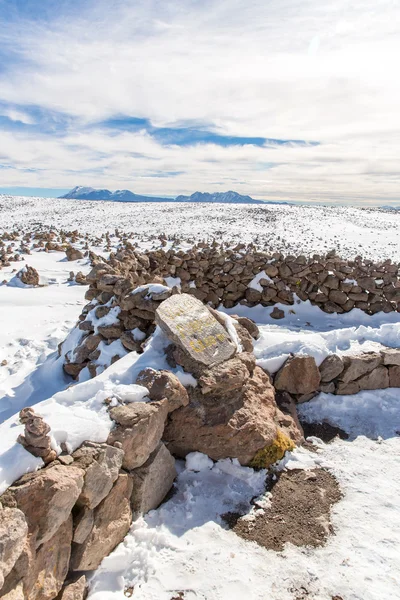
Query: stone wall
[{"left": 61, "top": 244, "right": 400, "bottom": 380}]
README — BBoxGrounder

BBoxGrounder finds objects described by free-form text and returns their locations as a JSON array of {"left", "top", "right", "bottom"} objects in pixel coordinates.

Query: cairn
[{"left": 17, "top": 407, "right": 57, "bottom": 464}]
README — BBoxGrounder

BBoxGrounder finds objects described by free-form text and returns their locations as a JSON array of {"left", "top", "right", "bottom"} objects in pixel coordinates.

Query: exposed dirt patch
[
  {"left": 300, "top": 421, "right": 349, "bottom": 443},
  {"left": 223, "top": 468, "right": 342, "bottom": 551}
]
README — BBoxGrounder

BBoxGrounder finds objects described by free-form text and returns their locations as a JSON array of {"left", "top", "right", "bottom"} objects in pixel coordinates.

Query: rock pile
[
  {"left": 1, "top": 294, "right": 305, "bottom": 600},
  {"left": 16, "top": 265, "right": 39, "bottom": 287},
  {"left": 273, "top": 349, "right": 400, "bottom": 400}
]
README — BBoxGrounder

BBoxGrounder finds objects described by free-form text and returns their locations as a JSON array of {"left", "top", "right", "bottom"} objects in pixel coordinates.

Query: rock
[
  {"left": 136, "top": 369, "right": 189, "bottom": 413},
  {"left": 56, "top": 576, "right": 87, "bottom": 600},
  {"left": 274, "top": 356, "right": 321, "bottom": 395},
  {"left": 270, "top": 307, "right": 285, "bottom": 319},
  {"left": 72, "top": 442, "right": 124, "bottom": 509},
  {"left": 275, "top": 392, "right": 304, "bottom": 445},
  {"left": 26, "top": 515, "right": 73, "bottom": 600},
  {"left": 233, "top": 322, "right": 254, "bottom": 353},
  {"left": 381, "top": 349, "right": 400, "bottom": 366},
  {"left": 0, "top": 581, "right": 24, "bottom": 599},
  {"left": 235, "top": 316, "right": 259, "bottom": 339},
  {"left": 72, "top": 507, "right": 94, "bottom": 544},
  {"left": 1, "top": 464, "right": 84, "bottom": 548},
  {"left": 155, "top": 294, "right": 236, "bottom": 368},
  {"left": 16, "top": 410, "right": 56, "bottom": 464},
  {"left": 97, "top": 323, "right": 122, "bottom": 340},
  {"left": 356, "top": 366, "right": 389, "bottom": 390},
  {"left": 245, "top": 288, "right": 262, "bottom": 303},
  {"left": 107, "top": 400, "right": 168, "bottom": 470},
  {"left": 0, "top": 507, "right": 28, "bottom": 590},
  {"left": 65, "top": 246, "right": 83, "bottom": 261},
  {"left": 335, "top": 380, "right": 360, "bottom": 395},
  {"left": 164, "top": 366, "right": 278, "bottom": 465},
  {"left": 18, "top": 266, "right": 39, "bottom": 286},
  {"left": 389, "top": 366, "right": 400, "bottom": 387},
  {"left": 319, "top": 355, "right": 344, "bottom": 382},
  {"left": 130, "top": 443, "right": 177, "bottom": 518},
  {"left": 70, "top": 474, "right": 133, "bottom": 572},
  {"left": 120, "top": 331, "right": 141, "bottom": 351},
  {"left": 328, "top": 290, "right": 348, "bottom": 305},
  {"left": 339, "top": 353, "right": 382, "bottom": 383},
  {"left": 320, "top": 381, "right": 336, "bottom": 393},
  {"left": 74, "top": 272, "right": 87, "bottom": 285},
  {"left": 198, "top": 356, "right": 249, "bottom": 395},
  {"left": 72, "top": 335, "right": 101, "bottom": 364}
]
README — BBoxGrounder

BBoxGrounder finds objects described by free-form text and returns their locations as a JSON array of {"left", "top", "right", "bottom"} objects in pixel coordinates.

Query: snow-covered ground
[
  {"left": 1, "top": 195, "right": 400, "bottom": 260},
  {"left": 0, "top": 210, "right": 399, "bottom": 600}
]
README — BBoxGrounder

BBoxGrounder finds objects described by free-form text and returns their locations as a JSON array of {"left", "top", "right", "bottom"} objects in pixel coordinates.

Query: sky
[{"left": 0, "top": 0, "right": 399, "bottom": 205}]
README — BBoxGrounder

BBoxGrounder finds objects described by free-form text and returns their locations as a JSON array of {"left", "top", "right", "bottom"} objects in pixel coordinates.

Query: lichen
[{"left": 249, "top": 430, "right": 295, "bottom": 469}]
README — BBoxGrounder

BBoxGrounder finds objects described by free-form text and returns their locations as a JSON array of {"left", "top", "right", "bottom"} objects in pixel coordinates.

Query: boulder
[
  {"left": 130, "top": 443, "right": 177, "bottom": 518},
  {"left": 25, "top": 516, "right": 73, "bottom": 600},
  {"left": 198, "top": 356, "right": 249, "bottom": 395},
  {"left": 356, "top": 366, "right": 389, "bottom": 390},
  {"left": 136, "top": 368, "right": 189, "bottom": 413},
  {"left": 270, "top": 307, "right": 285, "bottom": 319},
  {"left": 70, "top": 474, "right": 133, "bottom": 572},
  {"left": 335, "top": 380, "right": 360, "bottom": 395},
  {"left": 56, "top": 576, "right": 87, "bottom": 600},
  {"left": 107, "top": 400, "right": 168, "bottom": 470},
  {"left": 72, "top": 442, "right": 124, "bottom": 509},
  {"left": 389, "top": 365, "right": 400, "bottom": 387},
  {"left": 155, "top": 294, "right": 236, "bottom": 368},
  {"left": 65, "top": 246, "right": 83, "bottom": 261},
  {"left": 319, "top": 355, "right": 344, "bottom": 382},
  {"left": 1, "top": 465, "right": 83, "bottom": 548},
  {"left": 18, "top": 266, "right": 39, "bottom": 287},
  {"left": 339, "top": 353, "right": 382, "bottom": 383},
  {"left": 0, "top": 508, "right": 28, "bottom": 590},
  {"left": 381, "top": 349, "right": 400, "bottom": 366},
  {"left": 164, "top": 366, "right": 278, "bottom": 465},
  {"left": 274, "top": 356, "right": 321, "bottom": 396},
  {"left": 72, "top": 335, "right": 101, "bottom": 364}
]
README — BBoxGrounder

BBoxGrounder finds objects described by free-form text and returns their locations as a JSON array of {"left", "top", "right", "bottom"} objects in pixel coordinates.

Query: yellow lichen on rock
[{"left": 249, "top": 430, "right": 295, "bottom": 469}]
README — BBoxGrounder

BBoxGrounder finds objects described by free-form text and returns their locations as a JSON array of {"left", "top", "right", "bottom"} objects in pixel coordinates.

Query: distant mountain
[
  {"left": 61, "top": 186, "right": 169, "bottom": 202},
  {"left": 60, "top": 187, "right": 268, "bottom": 204},
  {"left": 175, "top": 191, "right": 265, "bottom": 204}
]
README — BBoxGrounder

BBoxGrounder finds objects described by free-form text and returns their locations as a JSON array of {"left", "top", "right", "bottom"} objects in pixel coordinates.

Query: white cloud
[{"left": 0, "top": 0, "right": 399, "bottom": 204}]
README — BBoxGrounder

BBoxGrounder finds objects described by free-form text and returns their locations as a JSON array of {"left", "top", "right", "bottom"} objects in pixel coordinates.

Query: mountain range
[{"left": 60, "top": 186, "right": 266, "bottom": 204}]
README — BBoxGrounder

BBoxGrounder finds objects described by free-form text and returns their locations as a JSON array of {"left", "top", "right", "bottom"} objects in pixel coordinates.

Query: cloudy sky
[{"left": 0, "top": 0, "right": 399, "bottom": 204}]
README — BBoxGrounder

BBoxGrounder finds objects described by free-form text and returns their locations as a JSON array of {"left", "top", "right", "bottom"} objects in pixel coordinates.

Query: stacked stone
[
  {"left": 17, "top": 408, "right": 57, "bottom": 464},
  {"left": 273, "top": 349, "right": 400, "bottom": 402}
]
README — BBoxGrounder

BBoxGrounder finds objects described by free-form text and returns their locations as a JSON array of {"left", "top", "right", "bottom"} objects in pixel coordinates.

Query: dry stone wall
[{"left": 60, "top": 244, "right": 400, "bottom": 380}]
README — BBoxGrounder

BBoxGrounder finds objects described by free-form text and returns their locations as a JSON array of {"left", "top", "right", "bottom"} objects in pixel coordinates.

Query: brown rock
[
  {"left": 356, "top": 366, "right": 389, "bottom": 390},
  {"left": 72, "top": 442, "right": 124, "bottom": 509},
  {"left": 270, "top": 307, "right": 285, "bottom": 319},
  {"left": 335, "top": 380, "right": 360, "bottom": 395},
  {"left": 72, "top": 507, "right": 94, "bottom": 544},
  {"left": 198, "top": 356, "right": 250, "bottom": 395},
  {"left": 164, "top": 366, "right": 278, "bottom": 465},
  {"left": 235, "top": 316, "right": 259, "bottom": 339},
  {"left": 328, "top": 290, "right": 348, "bottom": 305},
  {"left": 245, "top": 288, "right": 262, "bottom": 303},
  {"left": 69, "top": 474, "right": 133, "bottom": 572},
  {"left": 136, "top": 369, "right": 189, "bottom": 413},
  {"left": 320, "top": 382, "right": 336, "bottom": 394},
  {"left": 274, "top": 356, "right": 320, "bottom": 395},
  {"left": 233, "top": 322, "right": 254, "bottom": 353},
  {"left": 55, "top": 576, "right": 87, "bottom": 600},
  {"left": 17, "top": 266, "right": 39, "bottom": 286},
  {"left": 319, "top": 355, "right": 344, "bottom": 382},
  {"left": 130, "top": 443, "right": 177, "bottom": 518},
  {"left": 2, "top": 465, "right": 83, "bottom": 548},
  {"left": 65, "top": 246, "right": 83, "bottom": 261},
  {"left": 381, "top": 349, "right": 400, "bottom": 366},
  {"left": 389, "top": 365, "right": 400, "bottom": 387},
  {"left": 339, "top": 353, "right": 382, "bottom": 383},
  {"left": 107, "top": 400, "right": 168, "bottom": 470},
  {"left": 97, "top": 323, "right": 122, "bottom": 340},
  {"left": 0, "top": 507, "right": 28, "bottom": 590}
]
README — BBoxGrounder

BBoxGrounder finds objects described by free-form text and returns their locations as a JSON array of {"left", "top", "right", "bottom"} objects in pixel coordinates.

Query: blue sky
[{"left": 0, "top": 0, "right": 399, "bottom": 204}]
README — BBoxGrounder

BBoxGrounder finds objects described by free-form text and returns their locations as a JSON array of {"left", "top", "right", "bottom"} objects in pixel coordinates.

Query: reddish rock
[{"left": 274, "top": 356, "right": 320, "bottom": 396}]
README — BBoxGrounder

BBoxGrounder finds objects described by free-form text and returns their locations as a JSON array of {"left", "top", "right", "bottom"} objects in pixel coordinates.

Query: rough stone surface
[
  {"left": 339, "top": 353, "right": 382, "bottom": 383},
  {"left": 1, "top": 465, "right": 84, "bottom": 549},
  {"left": 72, "top": 442, "right": 124, "bottom": 509},
  {"left": 319, "top": 355, "right": 344, "bottom": 382},
  {"left": 130, "top": 443, "right": 177, "bottom": 518},
  {"left": 72, "top": 508, "right": 94, "bottom": 544},
  {"left": 164, "top": 366, "right": 279, "bottom": 465},
  {"left": 55, "top": 576, "right": 87, "bottom": 600},
  {"left": 382, "top": 349, "right": 400, "bottom": 366},
  {"left": 107, "top": 400, "right": 168, "bottom": 470},
  {"left": 0, "top": 508, "right": 28, "bottom": 590},
  {"left": 388, "top": 365, "right": 400, "bottom": 387},
  {"left": 356, "top": 366, "right": 389, "bottom": 390},
  {"left": 69, "top": 474, "right": 133, "bottom": 572},
  {"left": 198, "top": 357, "right": 250, "bottom": 395},
  {"left": 136, "top": 368, "right": 189, "bottom": 413},
  {"left": 274, "top": 356, "right": 321, "bottom": 395},
  {"left": 65, "top": 246, "right": 83, "bottom": 261},
  {"left": 270, "top": 307, "right": 285, "bottom": 319},
  {"left": 18, "top": 266, "right": 39, "bottom": 286},
  {"left": 26, "top": 515, "right": 73, "bottom": 600},
  {"left": 155, "top": 294, "right": 236, "bottom": 367}
]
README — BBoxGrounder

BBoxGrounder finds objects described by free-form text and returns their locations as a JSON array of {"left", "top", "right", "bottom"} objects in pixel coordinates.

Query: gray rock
[
  {"left": 0, "top": 507, "right": 28, "bottom": 590},
  {"left": 198, "top": 356, "right": 250, "bottom": 395},
  {"left": 55, "top": 576, "right": 87, "bottom": 600},
  {"left": 136, "top": 368, "right": 189, "bottom": 413},
  {"left": 381, "top": 349, "right": 400, "bottom": 366},
  {"left": 130, "top": 443, "right": 177, "bottom": 518},
  {"left": 388, "top": 365, "right": 400, "bottom": 387},
  {"left": 356, "top": 366, "right": 389, "bottom": 390},
  {"left": 270, "top": 307, "right": 285, "bottom": 319},
  {"left": 339, "top": 353, "right": 382, "bottom": 383},
  {"left": 73, "top": 507, "right": 94, "bottom": 544},
  {"left": 320, "top": 381, "right": 336, "bottom": 394}
]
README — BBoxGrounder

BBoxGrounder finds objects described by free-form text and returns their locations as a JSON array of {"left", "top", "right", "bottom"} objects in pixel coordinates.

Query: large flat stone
[
  {"left": 155, "top": 294, "right": 236, "bottom": 368},
  {"left": 382, "top": 349, "right": 400, "bottom": 366},
  {"left": 130, "top": 443, "right": 177, "bottom": 518},
  {"left": 69, "top": 474, "right": 133, "bottom": 572},
  {"left": 339, "top": 353, "right": 382, "bottom": 383}
]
